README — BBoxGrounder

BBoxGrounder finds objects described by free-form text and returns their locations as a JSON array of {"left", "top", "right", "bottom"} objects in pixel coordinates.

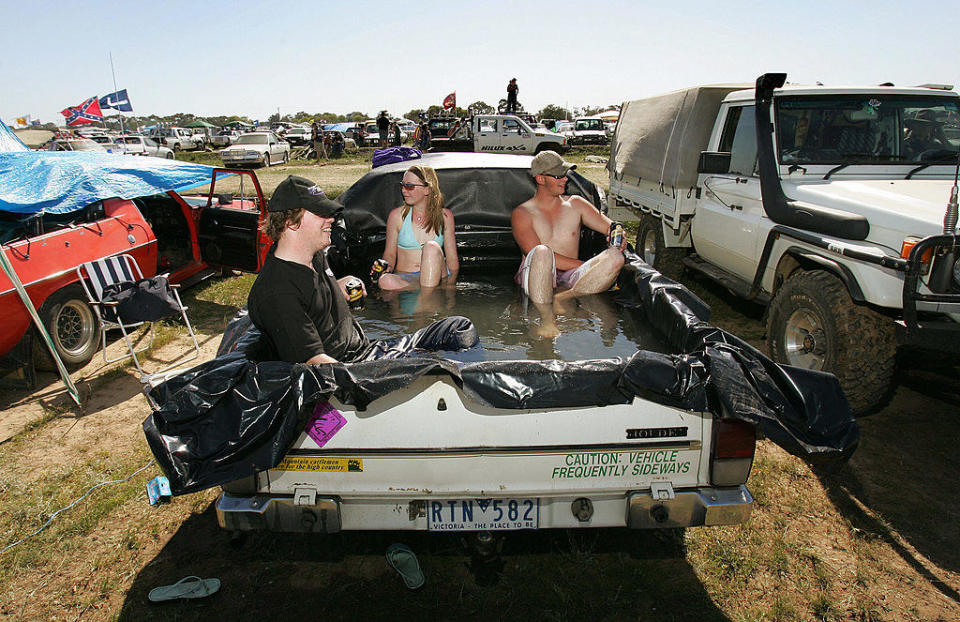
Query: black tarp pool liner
[{"left": 143, "top": 252, "right": 858, "bottom": 495}]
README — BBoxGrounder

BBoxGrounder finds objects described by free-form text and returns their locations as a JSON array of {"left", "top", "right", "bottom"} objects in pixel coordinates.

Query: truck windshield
[
  {"left": 576, "top": 119, "right": 604, "bottom": 131},
  {"left": 776, "top": 95, "right": 960, "bottom": 165}
]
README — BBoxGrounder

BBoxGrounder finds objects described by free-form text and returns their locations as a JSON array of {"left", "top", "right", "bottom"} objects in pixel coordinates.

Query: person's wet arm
[
  {"left": 578, "top": 197, "right": 626, "bottom": 250},
  {"left": 443, "top": 209, "right": 459, "bottom": 280},
  {"left": 381, "top": 208, "right": 402, "bottom": 272}
]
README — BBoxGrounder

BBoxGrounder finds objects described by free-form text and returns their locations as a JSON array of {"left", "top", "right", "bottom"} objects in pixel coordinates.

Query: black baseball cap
[{"left": 268, "top": 175, "right": 341, "bottom": 216}]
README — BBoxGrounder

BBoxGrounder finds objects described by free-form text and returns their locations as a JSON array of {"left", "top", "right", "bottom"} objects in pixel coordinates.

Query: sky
[{"left": 2, "top": 0, "right": 959, "bottom": 126}]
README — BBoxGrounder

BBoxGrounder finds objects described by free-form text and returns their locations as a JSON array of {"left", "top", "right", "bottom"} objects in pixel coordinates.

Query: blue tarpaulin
[
  {"left": 0, "top": 118, "right": 30, "bottom": 152},
  {"left": 0, "top": 150, "right": 222, "bottom": 215}
]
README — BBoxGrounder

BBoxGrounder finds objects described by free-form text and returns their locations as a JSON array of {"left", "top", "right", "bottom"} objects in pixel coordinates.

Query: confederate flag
[
  {"left": 61, "top": 96, "right": 104, "bottom": 126},
  {"left": 442, "top": 92, "right": 456, "bottom": 110}
]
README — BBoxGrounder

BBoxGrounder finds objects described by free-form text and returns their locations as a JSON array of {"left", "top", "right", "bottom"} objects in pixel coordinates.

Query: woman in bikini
[{"left": 377, "top": 164, "right": 459, "bottom": 290}]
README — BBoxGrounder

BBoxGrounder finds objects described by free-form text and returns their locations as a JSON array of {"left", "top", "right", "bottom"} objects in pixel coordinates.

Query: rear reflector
[{"left": 714, "top": 420, "right": 756, "bottom": 459}]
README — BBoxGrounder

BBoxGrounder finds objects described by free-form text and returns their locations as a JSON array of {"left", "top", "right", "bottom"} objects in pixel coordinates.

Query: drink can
[
  {"left": 609, "top": 222, "right": 624, "bottom": 249},
  {"left": 370, "top": 259, "right": 389, "bottom": 282},
  {"left": 345, "top": 277, "right": 364, "bottom": 308}
]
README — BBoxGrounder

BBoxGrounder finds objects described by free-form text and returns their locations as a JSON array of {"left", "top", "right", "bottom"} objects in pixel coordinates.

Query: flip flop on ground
[
  {"left": 386, "top": 543, "right": 425, "bottom": 590},
  {"left": 148, "top": 576, "right": 221, "bottom": 603}
]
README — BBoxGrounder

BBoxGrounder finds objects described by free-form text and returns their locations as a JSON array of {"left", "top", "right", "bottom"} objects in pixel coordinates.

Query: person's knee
[
  {"left": 603, "top": 248, "right": 625, "bottom": 271},
  {"left": 421, "top": 240, "right": 443, "bottom": 265}
]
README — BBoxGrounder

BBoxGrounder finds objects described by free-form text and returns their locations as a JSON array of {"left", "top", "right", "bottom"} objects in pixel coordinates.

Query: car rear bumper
[{"left": 216, "top": 485, "right": 753, "bottom": 533}]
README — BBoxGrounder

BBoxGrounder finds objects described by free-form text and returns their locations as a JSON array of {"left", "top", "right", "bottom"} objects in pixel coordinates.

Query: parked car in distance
[
  {"left": 211, "top": 130, "right": 239, "bottom": 148},
  {"left": 45, "top": 138, "right": 107, "bottom": 152},
  {"left": 149, "top": 127, "right": 204, "bottom": 152},
  {"left": 220, "top": 132, "right": 290, "bottom": 168},
  {"left": 113, "top": 135, "right": 175, "bottom": 159},
  {"left": 283, "top": 125, "right": 312, "bottom": 146},
  {"left": 571, "top": 117, "right": 609, "bottom": 144}
]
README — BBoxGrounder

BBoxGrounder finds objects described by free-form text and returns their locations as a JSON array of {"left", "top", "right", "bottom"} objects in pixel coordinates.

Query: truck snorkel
[{"left": 754, "top": 73, "right": 870, "bottom": 241}]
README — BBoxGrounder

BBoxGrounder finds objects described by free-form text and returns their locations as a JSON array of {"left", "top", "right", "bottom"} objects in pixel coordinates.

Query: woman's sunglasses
[{"left": 399, "top": 182, "right": 428, "bottom": 190}]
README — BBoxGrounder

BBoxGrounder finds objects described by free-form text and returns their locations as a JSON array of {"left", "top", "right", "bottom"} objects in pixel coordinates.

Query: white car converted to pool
[{"left": 144, "top": 251, "right": 857, "bottom": 535}]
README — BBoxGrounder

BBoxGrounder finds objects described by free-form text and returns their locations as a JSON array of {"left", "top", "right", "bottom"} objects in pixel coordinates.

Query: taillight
[
  {"left": 713, "top": 420, "right": 756, "bottom": 459},
  {"left": 712, "top": 419, "right": 756, "bottom": 486}
]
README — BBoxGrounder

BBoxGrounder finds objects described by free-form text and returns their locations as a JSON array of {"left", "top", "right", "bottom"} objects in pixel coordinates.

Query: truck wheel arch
[{"left": 772, "top": 248, "right": 865, "bottom": 303}]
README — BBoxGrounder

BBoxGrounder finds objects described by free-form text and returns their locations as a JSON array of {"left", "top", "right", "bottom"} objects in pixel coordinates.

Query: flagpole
[{"left": 109, "top": 52, "right": 126, "bottom": 135}]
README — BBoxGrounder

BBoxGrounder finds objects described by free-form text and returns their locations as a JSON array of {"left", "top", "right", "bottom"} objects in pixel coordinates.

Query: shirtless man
[{"left": 511, "top": 151, "right": 625, "bottom": 304}]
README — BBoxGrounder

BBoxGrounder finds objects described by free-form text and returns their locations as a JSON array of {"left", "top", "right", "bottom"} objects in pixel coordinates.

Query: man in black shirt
[{"left": 248, "top": 175, "right": 477, "bottom": 364}]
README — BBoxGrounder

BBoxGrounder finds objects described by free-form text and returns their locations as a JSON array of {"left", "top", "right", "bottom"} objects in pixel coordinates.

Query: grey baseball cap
[
  {"left": 268, "top": 175, "right": 341, "bottom": 216},
  {"left": 530, "top": 151, "right": 576, "bottom": 177}
]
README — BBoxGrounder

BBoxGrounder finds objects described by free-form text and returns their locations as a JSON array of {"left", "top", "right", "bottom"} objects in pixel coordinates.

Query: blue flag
[{"left": 99, "top": 89, "right": 133, "bottom": 112}]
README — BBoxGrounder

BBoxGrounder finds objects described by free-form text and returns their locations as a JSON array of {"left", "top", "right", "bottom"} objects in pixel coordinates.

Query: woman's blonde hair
[{"left": 401, "top": 165, "right": 444, "bottom": 235}]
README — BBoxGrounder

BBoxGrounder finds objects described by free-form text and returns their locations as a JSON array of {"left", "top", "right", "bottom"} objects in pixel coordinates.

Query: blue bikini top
[{"left": 398, "top": 209, "right": 443, "bottom": 250}]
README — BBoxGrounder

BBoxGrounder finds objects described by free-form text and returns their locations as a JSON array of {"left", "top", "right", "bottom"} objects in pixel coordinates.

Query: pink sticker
[{"left": 305, "top": 401, "right": 346, "bottom": 448}]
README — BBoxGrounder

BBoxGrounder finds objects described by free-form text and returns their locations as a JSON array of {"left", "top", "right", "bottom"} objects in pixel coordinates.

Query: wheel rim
[
  {"left": 55, "top": 300, "right": 96, "bottom": 357},
  {"left": 783, "top": 308, "right": 827, "bottom": 370},
  {"left": 641, "top": 229, "right": 657, "bottom": 265}
]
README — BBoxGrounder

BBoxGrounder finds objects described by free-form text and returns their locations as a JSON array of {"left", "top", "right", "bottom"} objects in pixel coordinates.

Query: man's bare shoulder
[{"left": 565, "top": 194, "right": 595, "bottom": 211}]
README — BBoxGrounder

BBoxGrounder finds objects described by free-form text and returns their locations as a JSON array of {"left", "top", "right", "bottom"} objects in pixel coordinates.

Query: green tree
[
  {"left": 405, "top": 109, "right": 425, "bottom": 121},
  {"left": 268, "top": 112, "right": 281, "bottom": 123},
  {"left": 537, "top": 104, "right": 571, "bottom": 120},
  {"left": 468, "top": 101, "right": 494, "bottom": 114}
]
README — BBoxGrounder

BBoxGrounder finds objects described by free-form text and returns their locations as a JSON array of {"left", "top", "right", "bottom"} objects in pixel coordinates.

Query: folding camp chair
[{"left": 77, "top": 254, "right": 200, "bottom": 384}]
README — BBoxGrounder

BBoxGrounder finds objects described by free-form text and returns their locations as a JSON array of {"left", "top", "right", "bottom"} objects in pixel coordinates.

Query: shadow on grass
[
  {"left": 812, "top": 382, "right": 960, "bottom": 604},
  {"left": 118, "top": 505, "right": 728, "bottom": 621}
]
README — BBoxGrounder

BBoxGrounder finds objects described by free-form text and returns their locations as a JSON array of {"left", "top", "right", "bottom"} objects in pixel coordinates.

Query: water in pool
[{"left": 355, "top": 273, "right": 670, "bottom": 362}]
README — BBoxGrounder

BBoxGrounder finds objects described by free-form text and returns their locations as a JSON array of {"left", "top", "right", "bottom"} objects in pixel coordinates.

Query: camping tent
[{"left": 185, "top": 120, "right": 218, "bottom": 129}]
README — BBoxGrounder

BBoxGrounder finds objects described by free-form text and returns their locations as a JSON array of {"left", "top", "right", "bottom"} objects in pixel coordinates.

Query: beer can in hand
[
  {"left": 345, "top": 277, "right": 364, "bottom": 308},
  {"left": 370, "top": 259, "right": 389, "bottom": 282},
  {"left": 609, "top": 222, "right": 625, "bottom": 249}
]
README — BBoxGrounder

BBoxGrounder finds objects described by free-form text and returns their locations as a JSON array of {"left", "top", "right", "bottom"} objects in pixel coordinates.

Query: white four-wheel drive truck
[
  {"left": 609, "top": 73, "right": 960, "bottom": 414},
  {"left": 431, "top": 114, "right": 568, "bottom": 154}
]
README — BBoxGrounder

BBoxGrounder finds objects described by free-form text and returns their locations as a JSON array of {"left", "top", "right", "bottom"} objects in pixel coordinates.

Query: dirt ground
[{"left": 1, "top": 158, "right": 958, "bottom": 621}]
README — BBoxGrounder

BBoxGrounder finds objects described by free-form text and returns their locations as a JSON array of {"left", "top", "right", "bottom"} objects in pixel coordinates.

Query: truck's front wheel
[
  {"left": 767, "top": 270, "right": 896, "bottom": 415},
  {"left": 636, "top": 214, "right": 685, "bottom": 279}
]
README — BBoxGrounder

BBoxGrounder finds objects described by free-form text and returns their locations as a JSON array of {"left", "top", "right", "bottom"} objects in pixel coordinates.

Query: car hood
[
  {"left": 222, "top": 144, "right": 267, "bottom": 152},
  {"left": 786, "top": 178, "right": 956, "bottom": 247}
]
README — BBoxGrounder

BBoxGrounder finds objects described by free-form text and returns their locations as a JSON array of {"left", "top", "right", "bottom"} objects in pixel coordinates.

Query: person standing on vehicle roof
[
  {"left": 247, "top": 176, "right": 477, "bottom": 364},
  {"left": 511, "top": 152, "right": 625, "bottom": 305},
  {"left": 377, "top": 111, "right": 390, "bottom": 148},
  {"left": 506, "top": 78, "right": 519, "bottom": 114}
]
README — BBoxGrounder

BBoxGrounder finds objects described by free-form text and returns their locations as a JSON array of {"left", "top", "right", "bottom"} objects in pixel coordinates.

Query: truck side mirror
[{"left": 698, "top": 151, "right": 731, "bottom": 174}]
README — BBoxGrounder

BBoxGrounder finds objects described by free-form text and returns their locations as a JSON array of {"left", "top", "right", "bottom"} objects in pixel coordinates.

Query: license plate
[{"left": 427, "top": 498, "right": 539, "bottom": 531}]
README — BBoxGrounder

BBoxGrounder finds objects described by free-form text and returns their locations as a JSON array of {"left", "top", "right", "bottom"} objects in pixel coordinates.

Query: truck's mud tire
[
  {"left": 636, "top": 214, "right": 685, "bottom": 279},
  {"left": 535, "top": 143, "right": 561, "bottom": 154},
  {"left": 767, "top": 270, "right": 896, "bottom": 416},
  {"left": 33, "top": 285, "right": 101, "bottom": 371}
]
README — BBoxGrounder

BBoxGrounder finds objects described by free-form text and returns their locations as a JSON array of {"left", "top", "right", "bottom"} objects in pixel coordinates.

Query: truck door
[
  {"left": 691, "top": 104, "right": 766, "bottom": 282},
  {"left": 197, "top": 169, "right": 270, "bottom": 273},
  {"left": 500, "top": 117, "right": 532, "bottom": 153},
  {"left": 475, "top": 116, "right": 500, "bottom": 151}
]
